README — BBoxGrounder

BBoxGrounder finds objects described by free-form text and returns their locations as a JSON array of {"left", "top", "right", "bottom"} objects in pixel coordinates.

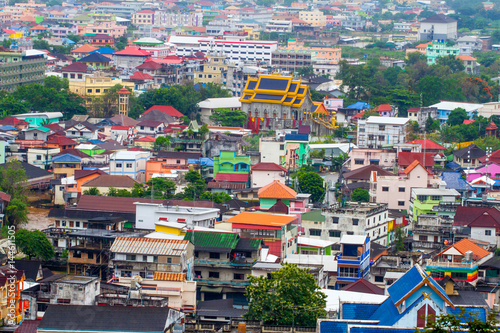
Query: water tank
[{"left": 464, "top": 250, "right": 473, "bottom": 262}]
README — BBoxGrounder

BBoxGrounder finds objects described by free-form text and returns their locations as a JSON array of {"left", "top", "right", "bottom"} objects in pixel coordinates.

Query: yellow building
[
  {"left": 0, "top": 266, "right": 25, "bottom": 325},
  {"left": 69, "top": 74, "right": 134, "bottom": 97},
  {"left": 299, "top": 11, "right": 326, "bottom": 27},
  {"left": 194, "top": 54, "right": 232, "bottom": 84},
  {"left": 131, "top": 9, "right": 155, "bottom": 25},
  {"left": 242, "top": 26, "right": 260, "bottom": 40}
]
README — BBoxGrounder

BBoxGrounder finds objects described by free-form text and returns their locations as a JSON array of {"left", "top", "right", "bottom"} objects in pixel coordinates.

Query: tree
[
  {"left": 209, "top": 108, "right": 247, "bottom": 127},
  {"left": 418, "top": 76, "right": 443, "bottom": 106},
  {"left": 393, "top": 227, "right": 405, "bottom": 252},
  {"left": 447, "top": 107, "right": 468, "bottom": 126},
  {"left": 436, "top": 55, "right": 465, "bottom": 73},
  {"left": 15, "top": 229, "right": 55, "bottom": 261},
  {"left": 32, "top": 39, "right": 50, "bottom": 50},
  {"left": 351, "top": 188, "right": 369, "bottom": 202},
  {"left": 310, "top": 88, "right": 326, "bottom": 102},
  {"left": 425, "top": 115, "right": 441, "bottom": 133},
  {"left": 6, "top": 198, "right": 28, "bottom": 226},
  {"left": 296, "top": 65, "right": 314, "bottom": 77},
  {"left": 297, "top": 172, "right": 325, "bottom": 203},
  {"left": 145, "top": 178, "right": 176, "bottom": 199},
  {"left": 0, "top": 160, "right": 28, "bottom": 226},
  {"left": 245, "top": 263, "right": 327, "bottom": 326},
  {"left": 83, "top": 187, "right": 101, "bottom": 196},
  {"left": 417, "top": 308, "right": 499, "bottom": 333},
  {"left": 153, "top": 136, "right": 170, "bottom": 151}
]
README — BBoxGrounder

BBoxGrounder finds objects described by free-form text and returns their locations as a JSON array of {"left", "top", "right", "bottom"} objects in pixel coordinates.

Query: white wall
[
  {"left": 471, "top": 227, "right": 497, "bottom": 245},
  {"left": 251, "top": 170, "right": 286, "bottom": 188}
]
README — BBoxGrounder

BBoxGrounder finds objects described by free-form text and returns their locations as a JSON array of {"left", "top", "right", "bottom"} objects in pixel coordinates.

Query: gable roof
[
  {"left": 436, "top": 238, "right": 491, "bottom": 260},
  {"left": 76, "top": 195, "right": 163, "bottom": 213},
  {"left": 89, "top": 46, "right": 115, "bottom": 55},
  {"left": 454, "top": 206, "right": 490, "bottom": 226},
  {"left": 78, "top": 52, "right": 111, "bottom": 63},
  {"left": 52, "top": 153, "right": 82, "bottom": 163},
  {"left": 137, "top": 120, "right": 164, "bottom": 127},
  {"left": 39, "top": 305, "right": 172, "bottom": 332},
  {"left": 0, "top": 116, "right": 29, "bottom": 126},
  {"left": 45, "top": 136, "right": 77, "bottom": 146},
  {"left": 82, "top": 175, "right": 138, "bottom": 188},
  {"left": 71, "top": 44, "right": 97, "bottom": 54},
  {"left": 453, "top": 144, "right": 485, "bottom": 159},
  {"left": 343, "top": 164, "right": 394, "bottom": 180},
  {"left": 74, "top": 169, "right": 106, "bottom": 180},
  {"left": 341, "top": 278, "right": 385, "bottom": 295},
  {"left": 58, "top": 62, "right": 88, "bottom": 73},
  {"left": 109, "top": 114, "right": 139, "bottom": 127},
  {"left": 440, "top": 172, "right": 473, "bottom": 191},
  {"left": 226, "top": 211, "right": 297, "bottom": 227},
  {"left": 258, "top": 180, "right": 296, "bottom": 199},
  {"left": 214, "top": 173, "right": 249, "bottom": 183},
  {"left": 406, "top": 139, "right": 445, "bottom": 150},
  {"left": 398, "top": 152, "right": 434, "bottom": 167},
  {"left": 421, "top": 13, "right": 457, "bottom": 23},
  {"left": 403, "top": 160, "right": 430, "bottom": 175},
  {"left": 110, "top": 237, "right": 189, "bottom": 255},
  {"left": 252, "top": 162, "right": 287, "bottom": 172},
  {"left": 130, "top": 71, "right": 154, "bottom": 80},
  {"left": 183, "top": 231, "right": 239, "bottom": 252},
  {"left": 114, "top": 46, "right": 152, "bottom": 56},
  {"left": 136, "top": 60, "right": 163, "bottom": 70},
  {"left": 0, "top": 161, "right": 52, "bottom": 181},
  {"left": 144, "top": 105, "right": 184, "bottom": 118}
]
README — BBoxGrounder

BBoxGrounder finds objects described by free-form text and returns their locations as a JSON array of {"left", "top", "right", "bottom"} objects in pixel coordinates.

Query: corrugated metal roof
[
  {"left": 153, "top": 272, "right": 186, "bottom": 281},
  {"left": 110, "top": 237, "right": 189, "bottom": 255}
]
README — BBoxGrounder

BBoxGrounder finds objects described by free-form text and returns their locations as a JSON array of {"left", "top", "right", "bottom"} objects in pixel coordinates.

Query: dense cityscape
[{"left": 0, "top": 0, "right": 498, "bottom": 331}]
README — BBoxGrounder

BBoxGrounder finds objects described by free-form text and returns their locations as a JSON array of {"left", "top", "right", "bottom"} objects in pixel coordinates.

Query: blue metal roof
[
  {"left": 52, "top": 154, "right": 82, "bottom": 163},
  {"left": 86, "top": 139, "right": 104, "bottom": 144},
  {"left": 319, "top": 321, "right": 348, "bottom": 333},
  {"left": 342, "top": 303, "right": 379, "bottom": 320},
  {"left": 447, "top": 306, "right": 486, "bottom": 323},
  {"left": 284, "top": 134, "right": 309, "bottom": 141},
  {"left": 387, "top": 266, "right": 424, "bottom": 305},
  {"left": 90, "top": 46, "right": 115, "bottom": 55},
  {"left": 189, "top": 157, "right": 214, "bottom": 167},
  {"left": 446, "top": 161, "right": 461, "bottom": 170},
  {"left": 0, "top": 125, "right": 17, "bottom": 131},
  {"left": 346, "top": 102, "right": 371, "bottom": 110},
  {"left": 440, "top": 172, "right": 473, "bottom": 191}
]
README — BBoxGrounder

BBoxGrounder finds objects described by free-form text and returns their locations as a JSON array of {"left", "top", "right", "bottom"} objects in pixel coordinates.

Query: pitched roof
[
  {"left": 341, "top": 278, "right": 385, "bottom": 295},
  {"left": 398, "top": 152, "right": 434, "bottom": 167},
  {"left": 14, "top": 320, "right": 40, "bottom": 333},
  {"left": 81, "top": 175, "right": 138, "bottom": 188},
  {"left": 78, "top": 52, "right": 111, "bottom": 63},
  {"left": 0, "top": 191, "right": 11, "bottom": 202},
  {"left": 258, "top": 180, "right": 296, "bottom": 199},
  {"left": 437, "top": 238, "right": 491, "bottom": 260},
  {"left": 157, "top": 151, "right": 201, "bottom": 159},
  {"left": 0, "top": 161, "right": 52, "bottom": 181},
  {"left": 144, "top": 105, "right": 184, "bottom": 118},
  {"left": 38, "top": 305, "right": 172, "bottom": 332},
  {"left": 343, "top": 164, "right": 394, "bottom": 180},
  {"left": 74, "top": 169, "right": 106, "bottom": 180},
  {"left": 421, "top": 13, "right": 457, "bottom": 23},
  {"left": 403, "top": 160, "right": 430, "bottom": 175},
  {"left": 135, "top": 136, "right": 155, "bottom": 142},
  {"left": 45, "top": 136, "right": 77, "bottom": 146},
  {"left": 109, "top": 114, "right": 139, "bottom": 127},
  {"left": 406, "top": 139, "right": 445, "bottom": 150},
  {"left": 374, "top": 104, "right": 392, "bottom": 112},
  {"left": 214, "top": 173, "right": 249, "bottom": 183},
  {"left": 71, "top": 44, "right": 97, "bottom": 54},
  {"left": 110, "top": 237, "right": 189, "bottom": 255},
  {"left": 89, "top": 46, "right": 115, "bottom": 54},
  {"left": 136, "top": 60, "right": 162, "bottom": 70},
  {"left": 183, "top": 231, "right": 239, "bottom": 252},
  {"left": 76, "top": 195, "right": 163, "bottom": 213},
  {"left": 468, "top": 209, "right": 500, "bottom": 229},
  {"left": 130, "top": 71, "right": 154, "bottom": 80},
  {"left": 52, "top": 153, "right": 82, "bottom": 163},
  {"left": 251, "top": 162, "right": 287, "bottom": 172},
  {"left": 453, "top": 144, "right": 486, "bottom": 159},
  {"left": 58, "top": 62, "right": 88, "bottom": 73},
  {"left": 0, "top": 116, "right": 29, "bottom": 126},
  {"left": 114, "top": 46, "right": 152, "bottom": 56},
  {"left": 225, "top": 211, "right": 297, "bottom": 227},
  {"left": 457, "top": 55, "right": 477, "bottom": 61},
  {"left": 137, "top": 119, "right": 164, "bottom": 127}
]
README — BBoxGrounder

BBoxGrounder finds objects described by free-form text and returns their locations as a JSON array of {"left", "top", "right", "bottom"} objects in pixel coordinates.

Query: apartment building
[
  {"left": 155, "top": 12, "right": 203, "bottom": 27},
  {"left": 265, "top": 20, "right": 293, "bottom": 33},
  {"left": 194, "top": 54, "right": 231, "bottom": 84},
  {"left": 299, "top": 11, "right": 326, "bottom": 27},
  {"left": 407, "top": 107, "right": 438, "bottom": 128},
  {"left": 409, "top": 185, "right": 460, "bottom": 222},
  {"left": 356, "top": 116, "right": 410, "bottom": 149},
  {"left": 271, "top": 50, "right": 312, "bottom": 72},
  {"left": 0, "top": 49, "right": 46, "bottom": 92},
  {"left": 131, "top": 9, "right": 155, "bottom": 25},
  {"left": 109, "top": 150, "right": 150, "bottom": 182},
  {"left": 426, "top": 42, "right": 459, "bottom": 65},
  {"left": 418, "top": 14, "right": 457, "bottom": 41},
  {"left": 68, "top": 74, "right": 134, "bottom": 98},
  {"left": 336, "top": 235, "right": 370, "bottom": 289}
]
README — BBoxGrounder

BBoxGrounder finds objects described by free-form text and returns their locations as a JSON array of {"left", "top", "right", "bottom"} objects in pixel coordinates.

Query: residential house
[
  {"left": 349, "top": 148, "right": 397, "bottom": 171},
  {"left": 418, "top": 14, "right": 457, "bottom": 41},
  {"left": 407, "top": 107, "right": 438, "bottom": 128},
  {"left": 426, "top": 238, "right": 493, "bottom": 283},
  {"left": 357, "top": 116, "right": 410, "bottom": 149},
  {"left": 135, "top": 120, "right": 165, "bottom": 137},
  {"left": 406, "top": 139, "right": 445, "bottom": 154},
  {"left": 142, "top": 105, "right": 184, "bottom": 124},
  {"left": 457, "top": 55, "right": 480, "bottom": 75},
  {"left": 344, "top": 164, "right": 394, "bottom": 191},
  {"left": 220, "top": 212, "right": 299, "bottom": 259},
  {"left": 22, "top": 127, "right": 50, "bottom": 143},
  {"left": 409, "top": 185, "right": 460, "bottom": 222},
  {"left": 250, "top": 163, "right": 287, "bottom": 188},
  {"left": 453, "top": 206, "right": 500, "bottom": 247},
  {"left": 57, "top": 62, "right": 90, "bottom": 81},
  {"left": 70, "top": 44, "right": 98, "bottom": 59},
  {"left": 453, "top": 144, "right": 486, "bottom": 169},
  {"left": 336, "top": 235, "right": 370, "bottom": 289},
  {"left": 398, "top": 152, "right": 435, "bottom": 172},
  {"left": 185, "top": 230, "right": 261, "bottom": 303},
  {"left": 109, "top": 150, "right": 150, "bottom": 182},
  {"left": 0, "top": 117, "right": 29, "bottom": 130},
  {"left": 204, "top": 133, "right": 249, "bottom": 160},
  {"left": 457, "top": 36, "right": 482, "bottom": 55},
  {"left": 44, "top": 136, "right": 78, "bottom": 151},
  {"left": 370, "top": 160, "right": 430, "bottom": 210},
  {"left": 213, "top": 151, "right": 251, "bottom": 180},
  {"left": 74, "top": 169, "right": 107, "bottom": 194},
  {"left": 426, "top": 42, "right": 460, "bottom": 65},
  {"left": 27, "top": 147, "right": 60, "bottom": 169},
  {"left": 80, "top": 175, "right": 138, "bottom": 195},
  {"left": 413, "top": 214, "right": 454, "bottom": 252},
  {"left": 78, "top": 52, "right": 112, "bottom": 70},
  {"left": 88, "top": 34, "right": 115, "bottom": 47},
  {"left": 113, "top": 47, "right": 152, "bottom": 70},
  {"left": 430, "top": 101, "right": 482, "bottom": 124},
  {"left": 0, "top": 265, "right": 25, "bottom": 325},
  {"left": 257, "top": 180, "right": 309, "bottom": 217},
  {"left": 14, "top": 112, "right": 62, "bottom": 127},
  {"left": 64, "top": 122, "right": 98, "bottom": 141},
  {"left": 52, "top": 153, "right": 82, "bottom": 179},
  {"left": 373, "top": 104, "right": 397, "bottom": 117},
  {"left": 145, "top": 151, "right": 200, "bottom": 182},
  {"left": 284, "top": 134, "right": 310, "bottom": 169}
]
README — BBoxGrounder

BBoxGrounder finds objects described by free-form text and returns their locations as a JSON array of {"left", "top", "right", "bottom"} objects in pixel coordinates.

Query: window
[
  {"left": 176, "top": 160, "right": 181, "bottom": 164},
  {"left": 451, "top": 272, "right": 467, "bottom": 279},
  {"left": 280, "top": 144, "right": 284, "bottom": 150},
  {"left": 208, "top": 271, "right": 219, "bottom": 279},
  {"left": 419, "top": 235, "right": 428, "bottom": 241},
  {"left": 378, "top": 135, "right": 385, "bottom": 141},
  {"left": 399, "top": 187, "right": 405, "bottom": 192},
  {"left": 116, "top": 163, "right": 122, "bottom": 168},
  {"left": 87, "top": 89, "right": 92, "bottom": 93},
  {"left": 375, "top": 275, "right": 384, "bottom": 282},
  {"left": 431, "top": 196, "right": 441, "bottom": 201},
  {"left": 310, "top": 229, "right": 321, "bottom": 236},
  {"left": 417, "top": 195, "right": 427, "bottom": 201},
  {"left": 398, "top": 201, "right": 405, "bottom": 206},
  {"left": 73, "top": 251, "right": 81, "bottom": 258},
  {"left": 36, "top": 155, "right": 42, "bottom": 160},
  {"left": 352, "top": 219, "right": 359, "bottom": 225},
  {"left": 234, "top": 273, "right": 244, "bottom": 280},
  {"left": 209, "top": 252, "right": 220, "bottom": 259},
  {"left": 486, "top": 230, "right": 492, "bottom": 236},
  {"left": 354, "top": 159, "right": 364, "bottom": 165},
  {"left": 75, "top": 221, "right": 80, "bottom": 227},
  {"left": 378, "top": 125, "right": 385, "bottom": 131},
  {"left": 126, "top": 255, "right": 136, "bottom": 261},
  {"left": 95, "top": 89, "right": 100, "bottom": 93},
  {"left": 88, "top": 252, "right": 94, "bottom": 259},
  {"left": 333, "top": 217, "right": 339, "bottom": 224},
  {"left": 126, "top": 163, "right": 133, "bottom": 168},
  {"left": 382, "top": 186, "right": 389, "bottom": 192},
  {"left": 167, "top": 257, "right": 172, "bottom": 263},
  {"left": 194, "top": 271, "right": 202, "bottom": 278},
  {"left": 329, "top": 230, "right": 341, "bottom": 238}
]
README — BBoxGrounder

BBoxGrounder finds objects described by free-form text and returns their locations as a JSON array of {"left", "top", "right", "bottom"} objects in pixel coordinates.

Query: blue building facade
[{"left": 336, "top": 235, "right": 370, "bottom": 289}]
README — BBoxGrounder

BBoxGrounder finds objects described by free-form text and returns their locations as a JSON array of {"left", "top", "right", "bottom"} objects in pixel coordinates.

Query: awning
[{"left": 200, "top": 286, "right": 222, "bottom": 293}]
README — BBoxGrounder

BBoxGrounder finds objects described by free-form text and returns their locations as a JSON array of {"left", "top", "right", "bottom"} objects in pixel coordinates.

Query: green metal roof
[
  {"left": 33, "top": 126, "right": 51, "bottom": 133},
  {"left": 301, "top": 209, "right": 325, "bottom": 222},
  {"left": 184, "top": 231, "right": 239, "bottom": 250}
]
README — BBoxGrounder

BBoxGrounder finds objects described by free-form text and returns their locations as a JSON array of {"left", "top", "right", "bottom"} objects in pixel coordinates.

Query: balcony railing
[{"left": 426, "top": 259, "right": 477, "bottom": 269}]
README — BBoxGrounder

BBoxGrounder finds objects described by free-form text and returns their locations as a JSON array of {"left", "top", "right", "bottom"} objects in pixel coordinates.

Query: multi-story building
[
  {"left": 452, "top": 144, "right": 486, "bottom": 169},
  {"left": 0, "top": 265, "right": 25, "bottom": 325},
  {"left": 356, "top": 116, "right": 410, "bottom": 149},
  {"left": 131, "top": 9, "right": 155, "bottom": 25},
  {"left": 265, "top": 20, "right": 293, "bottom": 33},
  {"left": 185, "top": 230, "right": 261, "bottom": 303},
  {"left": 407, "top": 107, "right": 438, "bottom": 128},
  {"left": 82, "top": 21, "right": 126, "bottom": 38},
  {"left": 132, "top": 37, "right": 176, "bottom": 58},
  {"left": 156, "top": 11, "right": 203, "bottom": 27},
  {"left": 409, "top": 185, "right": 460, "bottom": 222},
  {"left": 194, "top": 54, "right": 231, "bottom": 84},
  {"left": 68, "top": 73, "right": 134, "bottom": 99},
  {"left": 213, "top": 151, "right": 251, "bottom": 180},
  {"left": 412, "top": 214, "right": 453, "bottom": 252},
  {"left": 336, "top": 235, "right": 370, "bottom": 289},
  {"left": 457, "top": 55, "right": 480, "bottom": 75},
  {"left": 284, "top": 134, "right": 310, "bottom": 169},
  {"left": 93, "top": 2, "right": 142, "bottom": 19},
  {"left": 27, "top": 147, "right": 60, "bottom": 170},
  {"left": 349, "top": 148, "right": 397, "bottom": 171},
  {"left": 271, "top": 50, "right": 312, "bottom": 72},
  {"left": 322, "top": 202, "right": 390, "bottom": 246},
  {"left": 109, "top": 150, "right": 150, "bottom": 182},
  {"left": 49, "top": 25, "right": 78, "bottom": 39},
  {"left": 430, "top": 101, "right": 483, "bottom": 124},
  {"left": 299, "top": 11, "right": 326, "bottom": 27},
  {"left": 426, "top": 41, "right": 459, "bottom": 65},
  {"left": 341, "top": 15, "right": 366, "bottom": 31},
  {"left": 457, "top": 36, "right": 482, "bottom": 55},
  {"left": 418, "top": 14, "right": 457, "bottom": 41},
  {"left": 0, "top": 49, "right": 45, "bottom": 92}
]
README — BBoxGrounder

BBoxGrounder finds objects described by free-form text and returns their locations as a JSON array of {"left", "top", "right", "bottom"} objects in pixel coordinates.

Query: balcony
[
  {"left": 194, "top": 258, "right": 255, "bottom": 267},
  {"left": 426, "top": 259, "right": 477, "bottom": 269}
]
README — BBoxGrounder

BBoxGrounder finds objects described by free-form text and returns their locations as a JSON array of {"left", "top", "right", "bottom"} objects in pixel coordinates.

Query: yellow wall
[{"left": 69, "top": 76, "right": 134, "bottom": 97}]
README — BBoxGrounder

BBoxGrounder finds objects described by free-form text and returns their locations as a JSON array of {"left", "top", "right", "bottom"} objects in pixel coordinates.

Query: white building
[
  {"left": 199, "top": 97, "right": 242, "bottom": 125},
  {"left": 155, "top": 11, "right": 203, "bottom": 27},
  {"left": 109, "top": 150, "right": 150, "bottom": 182},
  {"left": 250, "top": 162, "right": 287, "bottom": 188},
  {"left": 135, "top": 202, "right": 220, "bottom": 230},
  {"left": 132, "top": 37, "right": 176, "bottom": 58},
  {"left": 27, "top": 147, "right": 60, "bottom": 169},
  {"left": 457, "top": 36, "right": 482, "bottom": 56},
  {"left": 168, "top": 35, "right": 278, "bottom": 65},
  {"left": 265, "top": 20, "right": 293, "bottom": 33},
  {"left": 356, "top": 116, "right": 410, "bottom": 149},
  {"left": 418, "top": 14, "right": 457, "bottom": 41},
  {"left": 259, "top": 137, "right": 286, "bottom": 165}
]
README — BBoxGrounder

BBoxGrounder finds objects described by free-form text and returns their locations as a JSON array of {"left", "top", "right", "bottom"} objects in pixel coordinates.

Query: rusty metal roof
[{"left": 110, "top": 237, "right": 189, "bottom": 255}]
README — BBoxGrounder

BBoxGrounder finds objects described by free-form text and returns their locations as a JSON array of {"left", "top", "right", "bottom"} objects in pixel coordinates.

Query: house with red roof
[
  {"left": 129, "top": 71, "right": 154, "bottom": 90},
  {"left": 57, "top": 62, "right": 90, "bottom": 81},
  {"left": 44, "top": 136, "right": 78, "bottom": 151},
  {"left": 113, "top": 47, "right": 152, "bottom": 70},
  {"left": 251, "top": 162, "right": 287, "bottom": 188},
  {"left": 398, "top": 151, "right": 435, "bottom": 172},
  {"left": 406, "top": 139, "right": 445, "bottom": 153},
  {"left": 143, "top": 105, "right": 184, "bottom": 123},
  {"left": 0, "top": 117, "right": 29, "bottom": 130},
  {"left": 136, "top": 59, "right": 163, "bottom": 77},
  {"left": 134, "top": 136, "right": 156, "bottom": 149},
  {"left": 373, "top": 104, "right": 397, "bottom": 117}
]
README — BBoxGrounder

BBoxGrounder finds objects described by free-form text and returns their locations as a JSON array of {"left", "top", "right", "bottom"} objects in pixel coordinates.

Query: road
[{"left": 320, "top": 172, "right": 339, "bottom": 206}]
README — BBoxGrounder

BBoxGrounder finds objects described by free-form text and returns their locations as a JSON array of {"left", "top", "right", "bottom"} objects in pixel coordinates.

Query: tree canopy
[
  {"left": 210, "top": 108, "right": 247, "bottom": 127},
  {"left": 351, "top": 188, "right": 370, "bottom": 202},
  {"left": 0, "top": 160, "right": 28, "bottom": 226},
  {"left": 447, "top": 107, "right": 469, "bottom": 127},
  {"left": 15, "top": 229, "right": 55, "bottom": 261},
  {"left": 298, "top": 172, "right": 325, "bottom": 203},
  {"left": 245, "top": 263, "right": 327, "bottom": 327}
]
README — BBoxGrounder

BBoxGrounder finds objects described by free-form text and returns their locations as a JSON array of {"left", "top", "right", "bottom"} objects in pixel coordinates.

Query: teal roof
[
  {"left": 184, "top": 231, "right": 239, "bottom": 251},
  {"left": 32, "top": 126, "right": 51, "bottom": 132}
]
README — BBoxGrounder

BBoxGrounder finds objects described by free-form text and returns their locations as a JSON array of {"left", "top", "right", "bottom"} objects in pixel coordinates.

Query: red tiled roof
[
  {"left": 76, "top": 195, "right": 164, "bottom": 213},
  {"left": 71, "top": 44, "right": 97, "bottom": 54},
  {"left": 45, "top": 136, "right": 77, "bottom": 146},
  {"left": 130, "top": 71, "right": 154, "bottom": 80},
  {"left": 457, "top": 55, "right": 476, "bottom": 61},
  {"left": 406, "top": 139, "right": 445, "bottom": 150},
  {"left": 0, "top": 116, "right": 29, "bottom": 126},
  {"left": 341, "top": 278, "right": 385, "bottom": 295},
  {"left": 487, "top": 122, "right": 498, "bottom": 130},
  {"left": 58, "top": 62, "right": 88, "bottom": 73},
  {"left": 118, "top": 88, "right": 131, "bottom": 95},
  {"left": 54, "top": 149, "right": 90, "bottom": 158},
  {"left": 144, "top": 105, "right": 183, "bottom": 118},
  {"left": 82, "top": 175, "right": 138, "bottom": 188},
  {"left": 114, "top": 46, "right": 152, "bottom": 56},
  {"left": 135, "top": 136, "right": 156, "bottom": 142},
  {"left": 214, "top": 173, "right": 249, "bottom": 183},
  {"left": 437, "top": 238, "right": 491, "bottom": 261},
  {"left": 74, "top": 169, "right": 106, "bottom": 180},
  {"left": 111, "top": 125, "right": 132, "bottom": 130},
  {"left": 14, "top": 320, "right": 41, "bottom": 333},
  {"left": 136, "top": 60, "right": 163, "bottom": 70},
  {"left": 463, "top": 119, "right": 475, "bottom": 125},
  {"left": 398, "top": 152, "right": 434, "bottom": 167},
  {"left": 0, "top": 191, "right": 11, "bottom": 202},
  {"left": 258, "top": 180, "right": 296, "bottom": 199},
  {"left": 468, "top": 209, "right": 500, "bottom": 229},
  {"left": 407, "top": 107, "right": 420, "bottom": 112},
  {"left": 251, "top": 162, "right": 287, "bottom": 172},
  {"left": 374, "top": 104, "right": 392, "bottom": 112}
]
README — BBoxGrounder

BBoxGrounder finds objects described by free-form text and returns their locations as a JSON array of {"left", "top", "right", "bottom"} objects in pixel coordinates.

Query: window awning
[{"left": 200, "top": 286, "right": 222, "bottom": 293}]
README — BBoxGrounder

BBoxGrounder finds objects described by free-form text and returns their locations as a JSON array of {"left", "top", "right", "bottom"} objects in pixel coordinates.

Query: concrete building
[
  {"left": 322, "top": 202, "right": 390, "bottom": 246},
  {"left": 0, "top": 49, "right": 46, "bottom": 92},
  {"left": 194, "top": 54, "right": 231, "bottom": 85},
  {"left": 265, "top": 20, "right": 293, "bottom": 33},
  {"left": 271, "top": 50, "right": 312, "bottom": 72},
  {"left": 27, "top": 147, "right": 60, "bottom": 169},
  {"left": 430, "top": 101, "right": 483, "bottom": 124},
  {"left": 259, "top": 137, "right": 286, "bottom": 165},
  {"left": 109, "top": 150, "right": 150, "bottom": 182},
  {"left": 68, "top": 74, "right": 134, "bottom": 99},
  {"left": 349, "top": 148, "right": 397, "bottom": 171},
  {"left": 299, "top": 11, "right": 326, "bottom": 27},
  {"left": 336, "top": 235, "right": 370, "bottom": 289},
  {"left": 457, "top": 36, "right": 482, "bottom": 55},
  {"left": 426, "top": 42, "right": 459, "bottom": 65},
  {"left": 135, "top": 202, "right": 220, "bottom": 230},
  {"left": 131, "top": 9, "right": 155, "bottom": 25},
  {"left": 356, "top": 116, "right": 410, "bottom": 149},
  {"left": 250, "top": 162, "right": 287, "bottom": 188},
  {"left": 199, "top": 97, "right": 241, "bottom": 125},
  {"left": 418, "top": 14, "right": 457, "bottom": 41},
  {"left": 409, "top": 185, "right": 460, "bottom": 222},
  {"left": 407, "top": 107, "right": 438, "bottom": 128},
  {"left": 341, "top": 15, "right": 366, "bottom": 31}
]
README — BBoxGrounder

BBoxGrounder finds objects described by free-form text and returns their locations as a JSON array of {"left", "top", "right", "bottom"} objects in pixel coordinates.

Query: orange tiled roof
[
  {"left": 258, "top": 180, "right": 297, "bottom": 199},
  {"left": 71, "top": 44, "right": 97, "bottom": 54},
  {"left": 439, "top": 238, "right": 491, "bottom": 260},
  {"left": 153, "top": 272, "right": 186, "bottom": 281},
  {"left": 456, "top": 55, "right": 477, "bottom": 61},
  {"left": 403, "top": 160, "right": 429, "bottom": 175},
  {"left": 226, "top": 211, "right": 297, "bottom": 226}
]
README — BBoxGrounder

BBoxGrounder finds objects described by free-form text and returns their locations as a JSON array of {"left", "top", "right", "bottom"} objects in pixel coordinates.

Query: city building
[
  {"left": 430, "top": 101, "right": 483, "bottom": 124},
  {"left": 426, "top": 41, "right": 459, "bottom": 65},
  {"left": 457, "top": 55, "right": 480, "bottom": 75},
  {"left": 349, "top": 148, "right": 397, "bottom": 171},
  {"left": 271, "top": 50, "right": 312, "bottom": 72},
  {"left": 356, "top": 116, "right": 410, "bottom": 149},
  {"left": 0, "top": 49, "right": 46, "bottom": 92},
  {"left": 251, "top": 163, "right": 287, "bottom": 188},
  {"left": 299, "top": 11, "right": 326, "bottom": 27},
  {"left": 407, "top": 107, "right": 438, "bottom": 128},
  {"left": 418, "top": 14, "right": 457, "bottom": 41},
  {"left": 109, "top": 150, "right": 150, "bottom": 182},
  {"left": 68, "top": 74, "right": 134, "bottom": 99},
  {"left": 113, "top": 47, "right": 152, "bottom": 70},
  {"left": 457, "top": 36, "right": 482, "bottom": 55},
  {"left": 213, "top": 151, "right": 251, "bottom": 180},
  {"left": 336, "top": 235, "right": 370, "bottom": 289},
  {"left": 409, "top": 185, "right": 460, "bottom": 222},
  {"left": 412, "top": 214, "right": 454, "bottom": 252},
  {"left": 452, "top": 144, "right": 486, "bottom": 169}
]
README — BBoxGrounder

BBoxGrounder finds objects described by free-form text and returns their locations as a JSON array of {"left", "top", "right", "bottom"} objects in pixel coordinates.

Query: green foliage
[
  {"left": 447, "top": 107, "right": 468, "bottom": 127},
  {"left": 436, "top": 55, "right": 465, "bottom": 73},
  {"left": 394, "top": 227, "right": 405, "bottom": 252},
  {"left": 15, "top": 229, "right": 55, "bottom": 261},
  {"left": 296, "top": 66, "right": 314, "bottom": 77},
  {"left": 417, "top": 308, "right": 499, "bottom": 332},
  {"left": 88, "top": 84, "right": 134, "bottom": 118},
  {"left": 154, "top": 136, "right": 171, "bottom": 151},
  {"left": 425, "top": 115, "right": 441, "bottom": 133},
  {"left": 297, "top": 172, "right": 325, "bottom": 203},
  {"left": 310, "top": 88, "right": 326, "bottom": 102},
  {"left": 180, "top": 170, "right": 206, "bottom": 200},
  {"left": 350, "top": 188, "right": 369, "bottom": 202},
  {"left": 245, "top": 263, "right": 327, "bottom": 326},
  {"left": 332, "top": 153, "right": 348, "bottom": 171},
  {"left": 83, "top": 187, "right": 101, "bottom": 196},
  {"left": 115, "top": 36, "right": 128, "bottom": 51},
  {"left": 145, "top": 178, "right": 176, "bottom": 199},
  {"left": 32, "top": 39, "right": 50, "bottom": 50},
  {"left": 209, "top": 108, "right": 247, "bottom": 127},
  {"left": 200, "top": 191, "right": 231, "bottom": 203},
  {"left": 0, "top": 160, "right": 28, "bottom": 226}
]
